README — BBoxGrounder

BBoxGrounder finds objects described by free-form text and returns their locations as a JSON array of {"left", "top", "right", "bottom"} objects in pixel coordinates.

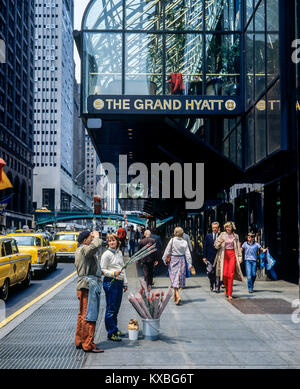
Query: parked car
[
  {"left": 50, "top": 231, "right": 79, "bottom": 260},
  {"left": 0, "top": 237, "right": 32, "bottom": 302},
  {"left": 6, "top": 233, "right": 57, "bottom": 275}
]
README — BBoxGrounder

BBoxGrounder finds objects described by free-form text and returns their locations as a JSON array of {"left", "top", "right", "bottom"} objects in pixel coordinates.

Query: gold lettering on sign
[
  {"left": 201, "top": 100, "right": 211, "bottom": 110},
  {"left": 134, "top": 99, "right": 143, "bottom": 109},
  {"left": 186, "top": 100, "right": 194, "bottom": 110},
  {"left": 123, "top": 99, "right": 130, "bottom": 110},
  {"left": 164, "top": 99, "right": 172, "bottom": 110},
  {"left": 145, "top": 100, "right": 154, "bottom": 110},
  {"left": 154, "top": 100, "right": 163, "bottom": 110},
  {"left": 106, "top": 99, "right": 113, "bottom": 110},
  {"left": 194, "top": 100, "right": 202, "bottom": 110},
  {"left": 173, "top": 100, "right": 182, "bottom": 110},
  {"left": 296, "top": 101, "right": 300, "bottom": 111}
]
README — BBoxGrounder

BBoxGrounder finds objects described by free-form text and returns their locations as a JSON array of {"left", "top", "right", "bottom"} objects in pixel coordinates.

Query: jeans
[
  {"left": 103, "top": 277, "right": 124, "bottom": 337},
  {"left": 245, "top": 260, "right": 257, "bottom": 291},
  {"left": 85, "top": 276, "right": 101, "bottom": 322}
]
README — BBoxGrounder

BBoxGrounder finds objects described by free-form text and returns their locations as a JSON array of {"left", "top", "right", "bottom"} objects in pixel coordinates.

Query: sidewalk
[
  {"left": 84, "top": 264, "right": 300, "bottom": 369},
  {"left": 0, "top": 262, "right": 299, "bottom": 369}
]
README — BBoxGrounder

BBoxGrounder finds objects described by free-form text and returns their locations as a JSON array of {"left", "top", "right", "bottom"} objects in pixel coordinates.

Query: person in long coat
[{"left": 213, "top": 221, "right": 244, "bottom": 300}]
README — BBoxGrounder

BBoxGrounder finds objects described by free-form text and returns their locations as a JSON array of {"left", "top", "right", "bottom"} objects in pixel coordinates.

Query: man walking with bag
[{"left": 75, "top": 230, "right": 104, "bottom": 353}]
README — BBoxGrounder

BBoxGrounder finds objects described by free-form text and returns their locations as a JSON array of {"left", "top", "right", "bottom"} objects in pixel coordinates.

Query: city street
[
  {"left": 0, "top": 261, "right": 299, "bottom": 369},
  {"left": 2, "top": 263, "right": 76, "bottom": 318}
]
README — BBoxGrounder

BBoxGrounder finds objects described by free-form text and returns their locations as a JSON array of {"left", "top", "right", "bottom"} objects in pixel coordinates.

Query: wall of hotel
[
  {"left": 81, "top": 0, "right": 242, "bottom": 112},
  {"left": 245, "top": 0, "right": 280, "bottom": 167}
]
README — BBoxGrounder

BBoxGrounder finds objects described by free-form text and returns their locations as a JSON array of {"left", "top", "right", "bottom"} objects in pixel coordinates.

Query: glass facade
[
  {"left": 245, "top": 0, "right": 280, "bottom": 168},
  {"left": 82, "top": 0, "right": 242, "bottom": 111}
]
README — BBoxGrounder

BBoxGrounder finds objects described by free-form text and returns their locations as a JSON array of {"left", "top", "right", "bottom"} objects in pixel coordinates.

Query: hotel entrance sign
[{"left": 87, "top": 95, "right": 242, "bottom": 115}]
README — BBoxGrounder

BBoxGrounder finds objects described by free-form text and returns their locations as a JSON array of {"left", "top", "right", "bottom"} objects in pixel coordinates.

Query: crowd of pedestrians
[{"left": 73, "top": 220, "right": 269, "bottom": 352}]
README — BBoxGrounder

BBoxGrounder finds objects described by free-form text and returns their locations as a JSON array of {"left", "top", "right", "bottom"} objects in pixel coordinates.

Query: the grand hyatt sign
[{"left": 87, "top": 95, "right": 241, "bottom": 115}]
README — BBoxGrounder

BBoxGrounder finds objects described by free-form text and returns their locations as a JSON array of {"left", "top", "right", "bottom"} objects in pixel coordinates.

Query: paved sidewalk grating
[
  {"left": 229, "top": 298, "right": 294, "bottom": 315},
  {"left": 0, "top": 280, "right": 99, "bottom": 369}
]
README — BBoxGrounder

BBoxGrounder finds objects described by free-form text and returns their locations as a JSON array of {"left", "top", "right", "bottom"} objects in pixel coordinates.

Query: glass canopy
[{"left": 81, "top": 0, "right": 241, "bottom": 111}]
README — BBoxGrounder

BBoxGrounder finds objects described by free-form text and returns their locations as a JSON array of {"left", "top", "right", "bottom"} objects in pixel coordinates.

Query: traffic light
[{"left": 93, "top": 195, "right": 102, "bottom": 215}]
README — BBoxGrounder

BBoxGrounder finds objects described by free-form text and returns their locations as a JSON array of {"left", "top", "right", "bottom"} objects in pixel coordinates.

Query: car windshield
[
  {"left": 12, "top": 236, "right": 35, "bottom": 246},
  {"left": 54, "top": 234, "right": 76, "bottom": 241}
]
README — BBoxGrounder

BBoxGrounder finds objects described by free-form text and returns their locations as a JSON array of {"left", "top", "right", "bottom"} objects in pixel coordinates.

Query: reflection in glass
[
  {"left": 83, "top": 0, "right": 123, "bottom": 30},
  {"left": 266, "top": 0, "right": 279, "bottom": 31},
  {"left": 246, "top": 33, "right": 254, "bottom": 107},
  {"left": 166, "top": 34, "right": 203, "bottom": 95},
  {"left": 126, "top": 0, "right": 163, "bottom": 30},
  {"left": 206, "top": 34, "right": 240, "bottom": 96},
  {"left": 246, "top": 109, "right": 255, "bottom": 168},
  {"left": 230, "top": 130, "right": 237, "bottom": 164},
  {"left": 246, "top": 0, "right": 253, "bottom": 24},
  {"left": 267, "top": 80, "right": 281, "bottom": 154},
  {"left": 165, "top": 0, "right": 203, "bottom": 31},
  {"left": 255, "top": 0, "right": 265, "bottom": 31},
  {"left": 237, "top": 123, "right": 242, "bottom": 167},
  {"left": 266, "top": 33, "right": 279, "bottom": 85},
  {"left": 255, "top": 97, "right": 266, "bottom": 162},
  {"left": 84, "top": 32, "right": 122, "bottom": 99},
  {"left": 255, "top": 33, "right": 265, "bottom": 99},
  {"left": 125, "top": 33, "right": 162, "bottom": 94},
  {"left": 205, "top": 0, "right": 241, "bottom": 31}
]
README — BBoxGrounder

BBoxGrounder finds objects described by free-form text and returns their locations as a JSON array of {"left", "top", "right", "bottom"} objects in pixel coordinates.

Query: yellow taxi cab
[
  {"left": 6, "top": 233, "right": 57, "bottom": 275},
  {"left": 50, "top": 231, "right": 79, "bottom": 260},
  {"left": 0, "top": 237, "right": 32, "bottom": 302}
]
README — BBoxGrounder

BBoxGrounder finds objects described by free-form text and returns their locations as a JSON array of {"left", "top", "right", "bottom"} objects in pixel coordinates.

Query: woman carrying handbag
[{"left": 162, "top": 227, "right": 192, "bottom": 305}]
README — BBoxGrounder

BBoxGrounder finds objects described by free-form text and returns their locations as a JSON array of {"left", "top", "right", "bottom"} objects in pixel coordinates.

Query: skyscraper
[
  {"left": 0, "top": 0, "right": 35, "bottom": 229},
  {"left": 33, "top": 0, "right": 74, "bottom": 212}
]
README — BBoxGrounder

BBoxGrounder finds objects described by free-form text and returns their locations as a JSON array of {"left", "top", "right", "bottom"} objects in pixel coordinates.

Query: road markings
[{"left": 0, "top": 271, "right": 77, "bottom": 329}]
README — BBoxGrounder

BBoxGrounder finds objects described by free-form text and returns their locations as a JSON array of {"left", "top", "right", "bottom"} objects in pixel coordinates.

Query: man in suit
[{"left": 203, "top": 222, "right": 220, "bottom": 292}]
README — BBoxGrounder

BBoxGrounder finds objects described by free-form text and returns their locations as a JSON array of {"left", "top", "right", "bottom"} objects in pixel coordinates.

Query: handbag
[{"left": 166, "top": 238, "right": 173, "bottom": 265}]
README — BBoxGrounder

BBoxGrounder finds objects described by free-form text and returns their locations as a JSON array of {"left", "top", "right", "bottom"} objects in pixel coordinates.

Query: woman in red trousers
[{"left": 213, "top": 222, "right": 244, "bottom": 299}]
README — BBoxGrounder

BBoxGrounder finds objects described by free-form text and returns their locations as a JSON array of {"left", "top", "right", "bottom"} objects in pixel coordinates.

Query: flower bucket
[
  {"left": 142, "top": 319, "right": 160, "bottom": 340},
  {"left": 128, "top": 329, "right": 139, "bottom": 341}
]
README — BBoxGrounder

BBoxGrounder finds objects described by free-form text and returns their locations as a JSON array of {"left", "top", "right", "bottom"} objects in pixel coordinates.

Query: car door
[
  {"left": 2, "top": 240, "right": 16, "bottom": 285},
  {"left": 11, "top": 239, "right": 26, "bottom": 282},
  {"left": 0, "top": 241, "right": 13, "bottom": 287}
]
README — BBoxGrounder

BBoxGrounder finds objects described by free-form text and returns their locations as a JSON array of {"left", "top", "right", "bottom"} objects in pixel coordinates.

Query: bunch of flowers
[{"left": 128, "top": 280, "right": 173, "bottom": 319}]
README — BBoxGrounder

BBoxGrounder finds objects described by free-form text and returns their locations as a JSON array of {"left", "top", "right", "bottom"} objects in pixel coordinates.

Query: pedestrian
[
  {"left": 74, "top": 230, "right": 104, "bottom": 353},
  {"left": 151, "top": 228, "right": 163, "bottom": 258},
  {"left": 242, "top": 232, "right": 268, "bottom": 293},
  {"left": 127, "top": 225, "right": 136, "bottom": 257},
  {"left": 138, "top": 230, "right": 158, "bottom": 287},
  {"left": 203, "top": 222, "right": 221, "bottom": 292},
  {"left": 117, "top": 224, "right": 127, "bottom": 255},
  {"left": 100, "top": 233, "right": 128, "bottom": 342},
  {"left": 213, "top": 221, "right": 244, "bottom": 300},
  {"left": 162, "top": 226, "right": 192, "bottom": 305}
]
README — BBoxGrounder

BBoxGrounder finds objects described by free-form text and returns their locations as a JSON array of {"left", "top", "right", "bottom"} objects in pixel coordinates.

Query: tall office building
[
  {"left": 84, "top": 129, "right": 100, "bottom": 199},
  {"left": 33, "top": 0, "right": 74, "bottom": 212},
  {"left": 0, "top": 0, "right": 35, "bottom": 229}
]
